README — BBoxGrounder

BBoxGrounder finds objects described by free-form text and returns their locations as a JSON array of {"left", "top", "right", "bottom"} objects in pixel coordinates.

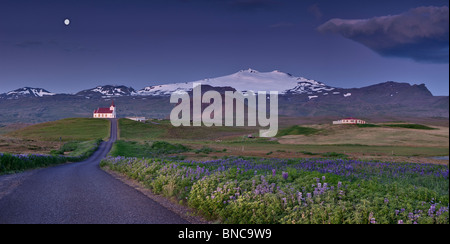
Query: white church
[{"left": 93, "top": 101, "right": 117, "bottom": 118}]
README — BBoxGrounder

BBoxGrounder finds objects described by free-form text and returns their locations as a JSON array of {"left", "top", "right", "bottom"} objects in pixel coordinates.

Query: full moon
[{"left": 64, "top": 19, "right": 70, "bottom": 26}]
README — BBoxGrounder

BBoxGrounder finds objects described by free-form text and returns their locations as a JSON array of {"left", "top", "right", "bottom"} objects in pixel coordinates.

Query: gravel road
[{"left": 0, "top": 119, "right": 190, "bottom": 224}]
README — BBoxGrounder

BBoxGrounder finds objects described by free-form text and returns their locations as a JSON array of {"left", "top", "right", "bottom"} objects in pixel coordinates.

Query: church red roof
[
  {"left": 94, "top": 101, "right": 115, "bottom": 114},
  {"left": 94, "top": 107, "right": 113, "bottom": 114}
]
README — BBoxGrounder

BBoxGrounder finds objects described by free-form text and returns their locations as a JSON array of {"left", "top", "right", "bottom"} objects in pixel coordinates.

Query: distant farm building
[
  {"left": 93, "top": 100, "right": 116, "bottom": 118},
  {"left": 126, "top": 117, "right": 146, "bottom": 122},
  {"left": 333, "top": 118, "right": 367, "bottom": 125}
]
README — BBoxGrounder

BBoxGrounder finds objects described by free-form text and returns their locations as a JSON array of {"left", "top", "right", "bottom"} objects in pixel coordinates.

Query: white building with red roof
[
  {"left": 93, "top": 101, "right": 116, "bottom": 118},
  {"left": 333, "top": 117, "right": 366, "bottom": 125}
]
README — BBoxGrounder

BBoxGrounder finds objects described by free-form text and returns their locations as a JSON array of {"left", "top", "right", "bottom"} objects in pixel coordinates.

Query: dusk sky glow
[{"left": 0, "top": 0, "right": 448, "bottom": 95}]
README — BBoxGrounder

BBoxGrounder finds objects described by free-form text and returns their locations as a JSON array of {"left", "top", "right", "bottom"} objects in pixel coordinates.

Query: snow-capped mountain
[
  {"left": 76, "top": 85, "right": 136, "bottom": 98},
  {"left": 134, "top": 69, "right": 336, "bottom": 96},
  {"left": 0, "top": 87, "right": 55, "bottom": 99},
  {"left": 0, "top": 69, "right": 447, "bottom": 124}
]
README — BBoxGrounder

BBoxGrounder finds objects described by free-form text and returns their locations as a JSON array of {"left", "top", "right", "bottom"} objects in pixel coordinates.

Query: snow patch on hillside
[{"left": 135, "top": 69, "right": 335, "bottom": 96}]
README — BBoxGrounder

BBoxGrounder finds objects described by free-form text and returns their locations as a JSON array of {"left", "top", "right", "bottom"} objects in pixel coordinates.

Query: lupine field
[{"left": 100, "top": 156, "right": 449, "bottom": 224}]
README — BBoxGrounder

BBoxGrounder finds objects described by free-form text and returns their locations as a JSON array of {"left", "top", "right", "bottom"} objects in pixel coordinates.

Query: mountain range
[
  {"left": 0, "top": 69, "right": 341, "bottom": 99},
  {"left": 0, "top": 69, "right": 448, "bottom": 124}
]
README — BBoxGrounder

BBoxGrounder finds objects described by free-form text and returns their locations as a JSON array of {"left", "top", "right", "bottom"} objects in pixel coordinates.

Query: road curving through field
[{"left": 0, "top": 119, "right": 189, "bottom": 224}]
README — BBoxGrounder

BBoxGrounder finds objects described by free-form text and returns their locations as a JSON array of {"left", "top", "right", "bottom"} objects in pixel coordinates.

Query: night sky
[{"left": 0, "top": 0, "right": 448, "bottom": 95}]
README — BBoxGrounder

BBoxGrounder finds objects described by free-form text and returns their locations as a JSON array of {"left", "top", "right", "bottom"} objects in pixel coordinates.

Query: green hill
[{"left": 7, "top": 118, "right": 111, "bottom": 142}]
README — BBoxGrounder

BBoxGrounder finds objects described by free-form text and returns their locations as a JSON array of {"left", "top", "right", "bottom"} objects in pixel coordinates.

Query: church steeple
[{"left": 110, "top": 100, "right": 116, "bottom": 112}]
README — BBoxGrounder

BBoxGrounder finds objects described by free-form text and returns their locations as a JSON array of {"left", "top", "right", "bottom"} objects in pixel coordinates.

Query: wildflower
[
  {"left": 282, "top": 198, "right": 287, "bottom": 207},
  {"left": 398, "top": 220, "right": 403, "bottom": 224},
  {"left": 272, "top": 169, "right": 276, "bottom": 177},
  {"left": 297, "top": 192, "right": 303, "bottom": 205},
  {"left": 369, "top": 212, "right": 376, "bottom": 224},
  {"left": 428, "top": 204, "right": 436, "bottom": 217},
  {"left": 282, "top": 172, "right": 288, "bottom": 180},
  {"left": 384, "top": 198, "right": 389, "bottom": 204}
]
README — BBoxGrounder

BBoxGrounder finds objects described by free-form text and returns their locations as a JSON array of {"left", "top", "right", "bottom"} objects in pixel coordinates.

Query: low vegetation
[
  {"left": 104, "top": 117, "right": 449, "bottom": 224},
  {"left": 118, "top": 118, "right": 258, "bottom": 141},
  {"left": 384, "top": 124, "right": 436, "bottom": 130},
  {"left": 356, "top": 124, "right": 381, "bottom": 128},
  {"left": 0, "top": 118, "right": 109, "bottom": 174},
  {"left": 101, "top": 156, "right": 449, "bottom": 224},
  {"left": 277, "top": 125, "right": 321, "bottom": 137},
  {"left": 7, "top": 118, "right": 110, "bottom": 141},
  {"left": 0, "top": 139, "right": 102, "bottom": 174},
  {"left": 109, "top": 140, "right": 190, "bottom": 159},
  {"left": 50, "top": 139, "right": 103, "bottom": 158}
]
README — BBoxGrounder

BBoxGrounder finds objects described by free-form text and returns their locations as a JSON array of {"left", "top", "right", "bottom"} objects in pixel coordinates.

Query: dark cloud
[{"left": 318, "top": 6, "right": 449, "bottom": 63}]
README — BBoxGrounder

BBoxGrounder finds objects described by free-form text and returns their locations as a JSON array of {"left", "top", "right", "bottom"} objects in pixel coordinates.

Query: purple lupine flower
[
  {"left": 282, "top": 172, "right": 288, "bottom": 180},
  {"left": 436, "top": 206, "right": 448, "bottom": 217},
  {"left": 384, "top": 198, "right": 389, "bottom": 204},
  {"left": 428, "top": 204, "right": 436, "bottom": 217},
  {"left": 272, "top": 169, "right": 276, "bottom": 177},
  {"left": 297, "top": 192, "right": 303, "bottom": 205},
  {"left": 369, "top": 212, "right": 376, "bottom": 224},
  {"left": 398, "top": 220, "right": 404, "bottom": 224}
]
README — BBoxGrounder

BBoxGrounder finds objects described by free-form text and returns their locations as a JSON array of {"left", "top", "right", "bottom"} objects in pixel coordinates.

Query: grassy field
[
  {"left": 1, "top": 116, "right": 448, "bottom": 223},
  {"left": 118, "top": 118, "right": 258, "bottom": 141},
  {"left": 0, "top": 118, "right": 110, "bottom": 155},
  {"left": 114, "top": 118, "right": 449, "bottom": 163},
  {"left": 103, "top": 118, "right": 449, "bottom": 224},
  {"left": 110, "top": 140, "right": 190, "bottom": 159},
  {"left": 2, "top": 117, "right": 448, "bottom": 162},
  {"left": 278, "top": 123, "right": 448, "bottom": 148},
  {"left": 7, "top": 118, "right": 110, "bottom": 142}
]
